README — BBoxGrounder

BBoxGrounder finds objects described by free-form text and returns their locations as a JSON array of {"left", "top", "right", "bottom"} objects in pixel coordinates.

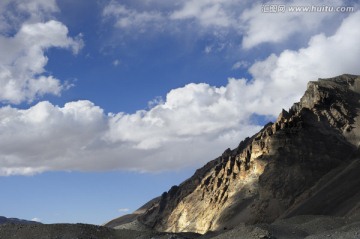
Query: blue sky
[{"left": 0, "top": 0, "right": 359, "bottom": 225}]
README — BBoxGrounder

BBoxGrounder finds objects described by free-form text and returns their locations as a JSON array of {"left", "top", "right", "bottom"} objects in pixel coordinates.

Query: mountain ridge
[
  {"left": 107, "top": 74, "right": 360, "bottom": 234},
  {"left": 2, "top": 74, "right": 360, "bottom": 239},
  {"left": 0, "top": 216, "right": 40, "bottom": 225}
]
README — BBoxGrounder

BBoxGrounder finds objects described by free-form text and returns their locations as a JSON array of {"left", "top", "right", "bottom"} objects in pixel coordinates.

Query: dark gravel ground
[
  {"left": 0, "top": 223, "right": 200, "bottom": 239},
  {"left": 0, "top": 223, "right": 117, "bottom": 239},
  {"left": 1, "top": 215, "right": 360, "bottom": 239}
]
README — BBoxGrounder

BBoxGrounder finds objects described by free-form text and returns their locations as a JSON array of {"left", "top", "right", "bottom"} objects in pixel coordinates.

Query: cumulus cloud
[
  {"left": 105, "top": 80, "right": 263, "bottom": 149},
  {"left": 1, "top": 4, "right": 359, "bottom": 176},
  {"left": 0, "top": 81, "right": 262, "bottom": 176},
  {"left": 247, "top": 10, "right": 360, "bottom": 114},
  {"left": 0, "top": 1, "right": 83, "bottom": 104},
  {"left": 0, "top": 100, "right": 107, "bottom": 175}
]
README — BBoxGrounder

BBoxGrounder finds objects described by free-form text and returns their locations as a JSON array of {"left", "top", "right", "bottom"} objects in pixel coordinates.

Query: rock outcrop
[{"left": 114, "top": 74, "right": 360, "bottom": 234}]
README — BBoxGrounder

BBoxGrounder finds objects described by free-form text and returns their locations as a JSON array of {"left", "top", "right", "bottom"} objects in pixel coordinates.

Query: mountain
[
  {"left": 0, "top": 216, "right": 40, "bottom": 225},
  {"left": 2, "top": 74, "right": 360, "bottom": 239},
  {"left": 107, "top": 74, "right": 360, "bottom": 235},
  {"left": 104, "top": 196, "right": 160, "bottom": 230}
]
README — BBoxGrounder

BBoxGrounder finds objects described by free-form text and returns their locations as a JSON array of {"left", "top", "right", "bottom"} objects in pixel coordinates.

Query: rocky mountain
[
  {"left": 107, "top": 74, "right": 360, "bottom": 235},
  {"left": 3, "top": 74, "right": 359, "bottom": 239}
]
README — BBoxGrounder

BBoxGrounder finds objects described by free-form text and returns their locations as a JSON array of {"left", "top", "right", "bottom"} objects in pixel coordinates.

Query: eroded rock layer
[{"left": 137, "top": 74, "right": 360, "bottom": 234}]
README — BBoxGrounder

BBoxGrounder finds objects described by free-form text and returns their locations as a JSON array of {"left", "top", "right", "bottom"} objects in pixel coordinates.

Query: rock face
[{"left": 132, "top": 74, "right": 360, "bottom": 234}]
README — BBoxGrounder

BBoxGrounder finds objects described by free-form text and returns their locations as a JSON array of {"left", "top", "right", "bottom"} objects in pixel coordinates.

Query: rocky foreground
[{"left": 1, "top": 213, "right": 360, "bottom": 239}]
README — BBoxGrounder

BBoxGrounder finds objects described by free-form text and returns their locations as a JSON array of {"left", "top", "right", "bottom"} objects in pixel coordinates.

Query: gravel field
[
  {"left": 1, "top": 215, "right": 360, "bottom": 239},
  {"left": 203, "top": 215, "right": 360, "bottom": 239}
]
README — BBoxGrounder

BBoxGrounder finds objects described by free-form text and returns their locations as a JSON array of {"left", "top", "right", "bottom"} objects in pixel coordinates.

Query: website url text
[{"left": 261, "top": 5, "right": 355, "bottom": 13}]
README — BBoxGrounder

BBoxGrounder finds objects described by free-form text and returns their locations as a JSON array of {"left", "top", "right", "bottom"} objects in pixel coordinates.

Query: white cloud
[
  {"left": 232, "top": 61, "right": 249, "bottom": 70},
  {"left": 118, "top": 208, "right": 130, "bottom": 213},
  {"left": 0, "top": 0, "right": 58, "bottom": 33},
  {"left": 0, "top": 11, "right": 359, "bottom": 176},
  {"left": 105, "top": 80, "right": 261, "bottom": 149},
  {"left": 0, "top": 100, "right": 107, "bottom": 175},
  {"left": 103, "top": 1, "right": 164, "bottom": 31},
  {"left": 31, "top": 217, "right": 41, "bottom": 222},
  {"left": 170, "top": 0, "right": 238, "bottom": 28},
  {"left": 0, "top": 1, "right": 83, "bottom": 104},
  {"left": 247, "top": 10, "right": 360, "bottom": 115},
  {"left": 147, "top": 96, "right": 163, "bottom": 109},
  {"left": 103, "top": 0, "right": 242, "bottom": 33},
  {"left": 103, "top": 0, "right": 352, "bottom": 50},
  {"left": 0, "top": 20, "right": 83, "bottom": 104},
  {"left": 113, "top": 59, "right": 121, "bottom": 67},
  {"left": 240, "top": 0, "right": 345, "bottom": 49},
  {"left": 204, "top": 45, "right": 213, "bottom": 54},
  {"left": 0, "top": 81, "right": 262, "bottom": 176},
  {"left": 16, "top": 0, "right": 58, "bottom": 20}
]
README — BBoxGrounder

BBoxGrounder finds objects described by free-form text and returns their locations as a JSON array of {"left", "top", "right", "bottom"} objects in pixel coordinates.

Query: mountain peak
[{"left": 110, "top": 74, "right": 360, "bottom": 234}]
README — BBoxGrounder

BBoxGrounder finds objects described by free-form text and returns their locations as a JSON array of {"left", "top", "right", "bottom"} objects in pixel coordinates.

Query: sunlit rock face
[{"left": 137, "top": 74, "right": 360, "bottom": 234}]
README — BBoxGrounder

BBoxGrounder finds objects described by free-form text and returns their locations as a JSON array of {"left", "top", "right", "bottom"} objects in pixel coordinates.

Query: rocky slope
[
  {"left": 0, "top": 223, "right": 116, "bottom": 239},
  {"left": 0, "top": 223, "right": 201, "bottom": 239},
  {"left": 3, "top": 215, "right": 360, "bottom": 239},
  {"left": 126, "top": 74, "right": 360, "bottom": 234},
  {"left": 104, "top": 196, "right": 160, "bottom": 229}
]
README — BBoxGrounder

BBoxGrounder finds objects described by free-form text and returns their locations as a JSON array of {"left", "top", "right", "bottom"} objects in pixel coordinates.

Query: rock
[{"left": 120, "top": 74, "right": 360, "bottom": 235}]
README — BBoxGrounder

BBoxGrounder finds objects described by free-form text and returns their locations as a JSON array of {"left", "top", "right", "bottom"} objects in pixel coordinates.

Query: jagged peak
[{"left": 135, "top": 75, "right": 360, "bottom": 234}]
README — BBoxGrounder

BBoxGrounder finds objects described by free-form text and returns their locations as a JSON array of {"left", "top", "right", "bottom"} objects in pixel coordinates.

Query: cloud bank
[
  {"left": 103, "top": 0, "right": 349, "bottom": 49},
  {"left": 0, "top": 1, "right": 359, "bottom": 175},
  {"left": 0, "top": 82, "right": 263, "bottom": 176}
]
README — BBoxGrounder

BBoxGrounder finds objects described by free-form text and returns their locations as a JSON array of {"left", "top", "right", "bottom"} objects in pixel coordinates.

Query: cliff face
[{"left": 137, "top": 74, "right": 360, "bottom": 234}]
